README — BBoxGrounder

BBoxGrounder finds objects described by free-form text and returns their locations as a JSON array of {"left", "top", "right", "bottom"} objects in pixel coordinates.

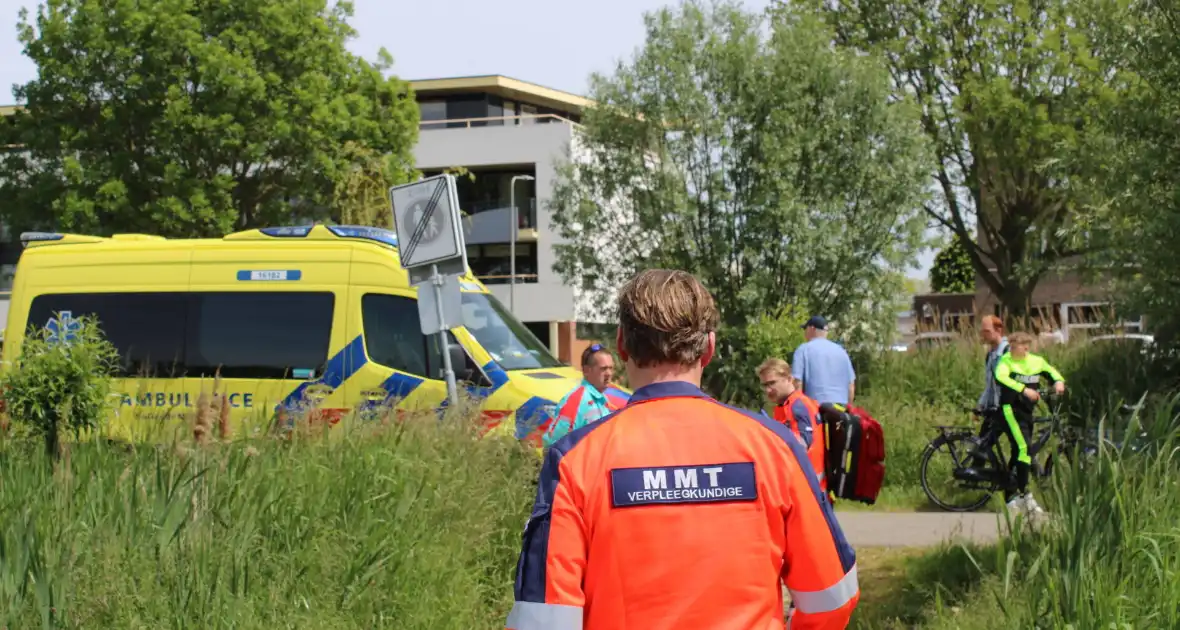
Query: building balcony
[
  {"left": 419, "top": 113, "right": 579, "bottom": 131},
  {"left": 460, "top": 198, "right": 537, "bottom": 246}
]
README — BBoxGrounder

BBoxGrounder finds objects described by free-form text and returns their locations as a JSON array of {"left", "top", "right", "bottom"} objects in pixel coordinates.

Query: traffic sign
[
  {"left": 415, "top": 273, "right": 463, "bottom": 336},
  {"left": 390, "top": 174, "right": 466, "bottom": 270},
  {"left": 390, "top": 174, "right": 470, "bottom": 408}
]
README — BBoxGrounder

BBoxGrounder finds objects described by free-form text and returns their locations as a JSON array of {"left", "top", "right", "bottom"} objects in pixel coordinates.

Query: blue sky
[{"left": 0, "top": 0, "right": 934, "bottom": 277}]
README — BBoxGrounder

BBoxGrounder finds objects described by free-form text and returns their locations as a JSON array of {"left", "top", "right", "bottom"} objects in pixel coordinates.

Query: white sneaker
[
  {"left": 1005, "top": 495, "right": 1026, "bottom": 513},
  {"left": 1023, "top": 494, "right": 1045, "bottom": 514}
]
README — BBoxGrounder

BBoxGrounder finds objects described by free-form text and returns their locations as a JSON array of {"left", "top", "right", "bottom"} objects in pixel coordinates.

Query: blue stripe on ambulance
[
  {"left": 278, "top": 340, "right": 557, "bottom": 437},
  {"left": 278, "top": 335, "right": 368, "bottom": 412},
  {"left": 437, "top": 361, "right": 554, "bottom": 438}
]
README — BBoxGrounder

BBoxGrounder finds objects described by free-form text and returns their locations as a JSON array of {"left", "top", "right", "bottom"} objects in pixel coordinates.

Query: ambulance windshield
[{"left": 460, "top": 292, "right": 562, "bottom": 370}]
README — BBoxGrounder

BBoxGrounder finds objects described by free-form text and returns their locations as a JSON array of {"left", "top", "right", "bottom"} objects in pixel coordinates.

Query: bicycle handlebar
[{"left": 964, "top": 389, "right": 1063, "bottom": 415}]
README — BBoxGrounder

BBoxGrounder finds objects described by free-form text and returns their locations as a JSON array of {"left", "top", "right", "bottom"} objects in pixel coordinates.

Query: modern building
[{"left": 407, "top": 75, "right": 600, "bottom": 364}]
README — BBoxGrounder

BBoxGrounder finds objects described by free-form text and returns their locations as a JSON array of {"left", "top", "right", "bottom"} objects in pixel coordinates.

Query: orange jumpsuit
[
  {"left": 774, "top": 390, "right": 828, "bottom": 493},
  {"left": 506, "top": 381, "right": 859, "bottom": 630}
]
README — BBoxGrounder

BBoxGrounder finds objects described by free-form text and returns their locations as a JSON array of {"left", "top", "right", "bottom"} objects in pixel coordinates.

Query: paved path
[{"left": 835, "top": 511, "right": 1012, "bottom": 547}]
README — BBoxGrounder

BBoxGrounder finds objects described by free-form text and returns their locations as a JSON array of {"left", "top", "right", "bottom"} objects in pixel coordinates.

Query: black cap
[{"left": 802, "top": 315, "right": 828, "bottom": 330}]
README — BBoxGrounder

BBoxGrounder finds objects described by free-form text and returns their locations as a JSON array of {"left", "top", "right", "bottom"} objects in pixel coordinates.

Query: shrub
[{"left": 0, "top": 312, "right": 120, "bottom": 460}]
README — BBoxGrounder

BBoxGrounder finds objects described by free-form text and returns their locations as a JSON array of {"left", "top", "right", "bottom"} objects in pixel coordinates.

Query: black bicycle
[
  {"left": 920, "top": 395, "right": 1067, "bottom": 512},
  {"left": 920, "top": 397, "right": 1147, "bottom": 512}
]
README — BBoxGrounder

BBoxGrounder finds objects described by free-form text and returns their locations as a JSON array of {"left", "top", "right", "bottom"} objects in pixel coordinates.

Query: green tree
[
  {"left": 930, "top": 235, "right": 975, "bottom": 293},
  {"left": 1082, "top": 1, "right": 1180, "bottom": 345},
  {"left": 808, "top": 0, "right": 1113, "bottom": 316},
  {"left": 333, "top": 142, "right": 414, "bottom": 229},
  {"left": 2, "top": 0, "right": 418, "bottom": 237},
  {"left": 551, "top": 0, "right": 931, "bottom": 394}
]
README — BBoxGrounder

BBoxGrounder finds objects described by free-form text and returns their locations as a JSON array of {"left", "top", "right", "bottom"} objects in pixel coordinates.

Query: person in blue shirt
[
  {"left": 791, "top": 315, "right": 856, "bottom": 406},
  {"left": 542, "top": 343, "right": 629, "bottom": 447}
]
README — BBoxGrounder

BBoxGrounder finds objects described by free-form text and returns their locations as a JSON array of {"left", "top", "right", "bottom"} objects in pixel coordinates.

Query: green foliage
[
  {"left": 551, "top": 0, "right": 932, "bottom": 367},
  {"left": 0, "top": 314, "right": 119, "bottom": 460},
  {"left": 1078, "top": 1, "right": 1180, "bottom": 348},
  {"left": 811, "top": 0, "right": 1113, "bottom": 315},
  {"left": 711, "top": 305, "right": 809, "bottom": 408},
  {"left": 333, "top": 142, "right": 416, "bottom": 229},
  {"left": 929, "top": 235, "right": 975, "bottom": 294},
  {"left": 2, "top": 0, "right": 419, "bottom": 237},
  {"left": 0, "top": 414, "right": 537, "bottom": 628}
]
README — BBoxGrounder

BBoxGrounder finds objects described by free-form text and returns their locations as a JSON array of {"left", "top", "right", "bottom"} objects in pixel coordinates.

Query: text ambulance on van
[{"left": 0, "top": 225, "right": 629, "bottom": 443}]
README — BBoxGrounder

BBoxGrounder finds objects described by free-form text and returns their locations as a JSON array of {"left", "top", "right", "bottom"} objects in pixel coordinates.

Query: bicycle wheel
[{"left": 920, "top": 434, "right": 995, "bottom": 512}]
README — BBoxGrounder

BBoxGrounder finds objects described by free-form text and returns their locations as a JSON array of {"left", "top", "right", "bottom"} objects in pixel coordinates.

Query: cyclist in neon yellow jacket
[
  {"left": 542, "top": 344, "right": 629, "bottom": 447},
  {"left": 994, "top": 331, "right": 1065, "bottom": 515}
]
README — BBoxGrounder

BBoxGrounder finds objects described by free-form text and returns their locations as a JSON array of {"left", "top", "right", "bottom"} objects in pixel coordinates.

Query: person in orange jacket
[
  {"left": 759, "top": 357, "right": 828, "bottom": 494},
  {"left": 505, "top": 269, "right": 859, "bottom": 630}
]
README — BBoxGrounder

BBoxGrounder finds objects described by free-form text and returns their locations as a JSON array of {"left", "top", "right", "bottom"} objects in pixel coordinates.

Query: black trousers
[{"left": 978, "top": 408, "right": 1032, "bottom": 500}]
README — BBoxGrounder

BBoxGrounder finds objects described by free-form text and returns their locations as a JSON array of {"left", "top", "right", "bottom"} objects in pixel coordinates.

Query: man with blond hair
[
  {"left": 506, "top": 269, "right": 858, "bottom": 630},
  {"left": 759, "top": 358, "right": 829, "bottom": 496}
]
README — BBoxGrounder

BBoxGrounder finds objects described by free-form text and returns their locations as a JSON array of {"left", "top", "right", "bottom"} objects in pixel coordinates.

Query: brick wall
[
  {"left": 912, "top": 292, "right": 976, "bottom": 332},
  {"left": 974, "top": 264, "right": 1115, "bottom": 318}
]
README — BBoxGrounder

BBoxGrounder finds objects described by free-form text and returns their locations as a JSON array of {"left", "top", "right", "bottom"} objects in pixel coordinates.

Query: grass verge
[{"left": 0, "top": 410, "right": 538, "bottom": 630}]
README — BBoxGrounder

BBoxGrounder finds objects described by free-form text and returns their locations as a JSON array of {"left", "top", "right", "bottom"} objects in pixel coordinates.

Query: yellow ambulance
[{"left": 0, "top": 224, "right": 627, "bottom": 443}]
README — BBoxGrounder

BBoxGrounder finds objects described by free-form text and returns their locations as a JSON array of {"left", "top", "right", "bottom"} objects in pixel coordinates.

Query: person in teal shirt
[{"left": 543, "top": 344, "right": 629, "bottom": 447}]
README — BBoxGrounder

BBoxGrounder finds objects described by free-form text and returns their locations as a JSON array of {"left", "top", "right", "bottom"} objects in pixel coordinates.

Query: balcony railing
[
  {"left": 463, "top": 198, "right": 536, "bottom": 230},
  {"left": 420, "top": 113, "right": 578, "bottom": 130},
  {"left": 475, "top": 273, "right": 539, "bottom": 285}
]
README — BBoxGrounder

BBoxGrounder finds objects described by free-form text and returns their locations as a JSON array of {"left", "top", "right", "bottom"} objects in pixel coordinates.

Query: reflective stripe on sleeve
[
  {"left": 788, "top": 563, "right": 859, "bottom": 614},
  {"left": 506, "top": 601, "right": 583, "bottom": 630}
]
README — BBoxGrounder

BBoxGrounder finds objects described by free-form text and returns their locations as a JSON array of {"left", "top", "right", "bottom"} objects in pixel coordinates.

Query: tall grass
[
  {"left": 859, "top": 395, "right": 1180, "bottom": 629},
  {"left": 0, "top": 409, "right": 537, "bottom": 629},
  {"left": 986, "top": 395, "right": 1180, "bottom": 628}
]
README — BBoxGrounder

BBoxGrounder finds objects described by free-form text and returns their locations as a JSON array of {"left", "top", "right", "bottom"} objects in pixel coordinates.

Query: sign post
[{"left": 390, "top": 173, "right": 468, "bottom": 408}]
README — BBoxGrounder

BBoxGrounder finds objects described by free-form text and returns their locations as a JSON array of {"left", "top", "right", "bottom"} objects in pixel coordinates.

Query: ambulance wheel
[{"left": 920, "top": 434, "right": 994, "bottom": 512}]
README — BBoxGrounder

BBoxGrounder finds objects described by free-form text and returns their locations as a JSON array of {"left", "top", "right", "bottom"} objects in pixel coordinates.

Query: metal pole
[
  {"left": 509, "top": 185, "right": 516, "bottom": 313},
  {"left": 508, "top": 175, "right": 534, "bottom": 315},
  {"left": 432, "top": 263, "right": 460, "bottom": 408}
]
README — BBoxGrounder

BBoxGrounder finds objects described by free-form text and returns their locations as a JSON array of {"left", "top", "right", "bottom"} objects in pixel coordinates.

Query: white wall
[{"left": 414, "top": 122, "right": 577, "bottom": 323}]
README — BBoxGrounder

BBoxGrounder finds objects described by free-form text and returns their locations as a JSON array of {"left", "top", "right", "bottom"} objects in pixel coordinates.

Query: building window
[
  {"left": 446, "top": 94, "right": 492, "bottom": 127},
  {"left": 525, "top": 322, "right": 551, "bottom": 348},
  {"left": 186, "top": 292, "right": 335, "bottom": 379},
  {"left": 28, "top": 292, "right": 190, "bottom": 378},
  {"left": 1066, "top": 303, "right": 1111, "bottom": 325},
  {"left": 941, "top": 312, "right": 973, "bottom": 332},
  {"left": 421, "top": 167, "right": 537, "bottom": 225},
  {"left": 419, "top": 100, "right": 447, "bottom": 129},
  {"left": 467, "top": 243, "right": 538, "bottom": 284}
]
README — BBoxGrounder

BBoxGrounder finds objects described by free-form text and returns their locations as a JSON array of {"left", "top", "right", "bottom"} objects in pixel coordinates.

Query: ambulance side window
[
  {"left": 361, "top": 293, "right": 485, "bottom": 383},
  {"left": 186, "top": 292, "right": 335, "bottom": 380},
  {"left": 26, "top": 292, "right": 188, "bottom": 378}
]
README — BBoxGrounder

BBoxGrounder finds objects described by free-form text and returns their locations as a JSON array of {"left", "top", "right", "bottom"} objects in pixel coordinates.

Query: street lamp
[{"left": 509, "top": 174, "right": 534, "bottom": 314}]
